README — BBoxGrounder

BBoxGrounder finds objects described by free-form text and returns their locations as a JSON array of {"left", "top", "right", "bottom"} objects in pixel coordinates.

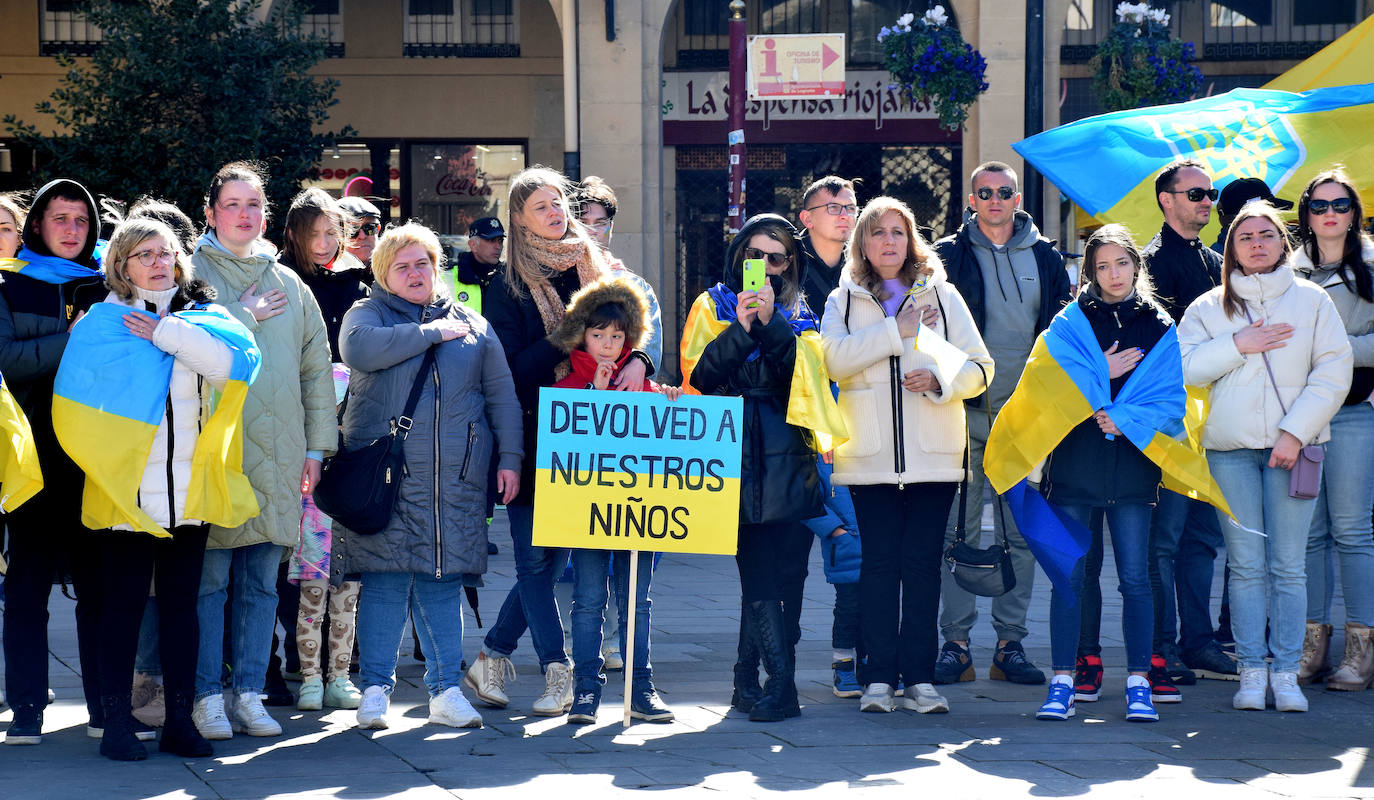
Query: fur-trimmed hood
[{"left": 550, "top": 276, "right": 651, "bottom": 354}]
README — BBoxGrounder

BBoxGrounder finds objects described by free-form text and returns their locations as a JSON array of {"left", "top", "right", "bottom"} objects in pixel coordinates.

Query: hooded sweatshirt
[{"left": 966, "top": 211, "right": 1043, "bottom": 409}]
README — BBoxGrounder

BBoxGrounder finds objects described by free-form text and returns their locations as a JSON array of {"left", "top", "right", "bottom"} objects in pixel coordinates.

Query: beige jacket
[
  {"left": 1179, "top": 264, "right": 1351, "bottom": 451},
  {"left": 820, "top": 261, "right": 993, "bottom": 485},
  {"left": 1291, "top": 242, "right": 1374, "bottom": 369}
]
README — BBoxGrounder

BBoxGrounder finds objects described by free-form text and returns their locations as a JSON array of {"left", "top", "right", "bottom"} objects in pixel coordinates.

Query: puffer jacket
[
  {"left": 101, "top": 285, "right": 234, "bottom": 530},
  {"left": 1293, "top": 243, "right": 1374, "bottom": 404},
  {"left": 820, "top": 260, "right": 993, "bottom": 485},
  {"left": 333, "top": 288, "right": 522, "bottom": 579},
  {"left": 1179, "top": 264, "right": 1352, "bottom": 451},
  {"left": 191, "top": 235, "right": 336, "bottom": 549}
]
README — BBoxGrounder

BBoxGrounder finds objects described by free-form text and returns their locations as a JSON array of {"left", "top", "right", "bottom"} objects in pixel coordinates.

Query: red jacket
[{"left": 553, "top": 346, "right": 656, "bottom": 391}]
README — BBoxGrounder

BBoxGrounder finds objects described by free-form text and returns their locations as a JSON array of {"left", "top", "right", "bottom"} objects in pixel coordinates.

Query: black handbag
[
  {"left": 314, "top": 347, "right": 435, "bottom": 535},
  {"left": 943, "top": 364, "right": 1017, "bottom": 597}
]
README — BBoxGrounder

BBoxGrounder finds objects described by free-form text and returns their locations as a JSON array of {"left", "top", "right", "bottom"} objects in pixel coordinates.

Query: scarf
[
  {"left": 0, "top": 245, "right": 104, "bottom": 284},
  {"left": 521, "top": 235, "right": 605, "bottom": 380}
]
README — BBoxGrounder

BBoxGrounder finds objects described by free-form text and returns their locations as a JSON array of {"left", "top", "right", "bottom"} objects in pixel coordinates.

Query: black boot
[
  {"left": 730, "top": 600, "right": 762, "bottom": 712},
  {"left": 264, "top": 649, "right": 293, "bottom": 707},
  {"left": 747, "top": 601, "right": 799, "bottom": 722},
  {"left": 160, "top": 690, "right": 213, "bottom": 758},
  {"left": 98, "top": 695, "right": 147, "bottom": 761}
]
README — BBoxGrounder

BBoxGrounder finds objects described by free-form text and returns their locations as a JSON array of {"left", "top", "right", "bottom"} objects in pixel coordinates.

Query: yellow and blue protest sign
[
  {"left": 0, "top": 373, "right": 43, "bottom": 512},
  {"left": 1013, "top": 83, "right": 1374, "bottom": 242},
  {"left": 532, "top": 387, "right": 743, "bottom": 555}
]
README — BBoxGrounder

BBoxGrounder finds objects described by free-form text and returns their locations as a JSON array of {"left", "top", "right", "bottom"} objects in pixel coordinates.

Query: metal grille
[
  {"left": 39, "top": 0, "right": 103, "bottom": 56},
  {"left": 404, "top": 0, "right": 519, "bottom": 58},
  {"left": 881, "top": 146, "right": 960, "bottom": 243},
  {"left": 302, "top": 0, "right": 344, "bottom": 57}
]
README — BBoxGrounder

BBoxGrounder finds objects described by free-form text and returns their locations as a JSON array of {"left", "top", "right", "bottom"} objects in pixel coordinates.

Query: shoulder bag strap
[
  {"left": 1242, "top": 306, "right": 1291, "bottom": 417},
  {"left": 396, "top": 346, "right": 438, "bottom": 440}
]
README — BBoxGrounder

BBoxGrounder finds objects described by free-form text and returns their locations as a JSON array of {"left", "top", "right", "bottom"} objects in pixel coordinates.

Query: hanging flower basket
[
  {"left": 1090, "top": 2, "right": 1203, "bottom": 112},
  {"left": 878, "top": 6, "right": 989, "bottom": 130}
]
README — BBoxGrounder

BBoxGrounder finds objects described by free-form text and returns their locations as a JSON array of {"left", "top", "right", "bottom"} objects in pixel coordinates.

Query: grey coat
[{"left": 332, "top": 287, "right": 522, "bottom": 580}]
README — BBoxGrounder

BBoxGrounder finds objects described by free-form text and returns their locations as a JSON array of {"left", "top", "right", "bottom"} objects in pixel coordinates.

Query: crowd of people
[{"left": 0, "top": 153, "right": 1371, "bottom": 763}]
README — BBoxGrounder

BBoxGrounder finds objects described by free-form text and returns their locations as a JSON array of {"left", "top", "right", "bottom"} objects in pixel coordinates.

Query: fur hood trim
[{"left": 550, "top": 276, "right": 651, "bottom": 354}]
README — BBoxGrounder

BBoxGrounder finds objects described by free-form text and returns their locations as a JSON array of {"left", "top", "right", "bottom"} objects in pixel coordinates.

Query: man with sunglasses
[
  {"left": 1142, "top": 158, "right": 1239, "bottom": 697},
  {"left": 933, "top": 160, "right": 1069, "bottom": 687},
  {"left": 338, "top": 196, "right": 382, "bottom": 268}
]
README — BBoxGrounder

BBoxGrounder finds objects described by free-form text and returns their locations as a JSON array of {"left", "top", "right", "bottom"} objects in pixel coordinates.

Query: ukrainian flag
[
  {"left": 0, "top": 244, "right": 106, "bottom": 282},
  {"left": 52, "top": 302, "right": 262, "bottom": 536},
  {"left": 985, "top": 302, "right": 1231, "bottom": 596},
  {"left": 0, "top": 374, "right": 43, "bottom": 512},
  {"left": 1013, "top": 83, "right": 1374, "bottom": 243},
  {"left": 680, "top": 284, "right": 848, "bottom": 450}
]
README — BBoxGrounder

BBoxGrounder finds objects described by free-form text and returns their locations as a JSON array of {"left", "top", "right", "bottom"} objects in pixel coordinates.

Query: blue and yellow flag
[
  {"left": 679, "top": 284, "right": 847, "bottom": 450},
  {"left": 0, "top": 244, "right": 106, "bottom": 283},
  {"left": 985, "top": 302, "right": 1231, "bottom": 596},
  {"left": 0, "top": 373, "right": 43, "bottom": 512},
  {"left": 1013, "top": 83, "right": 1374, "bottom": 244},
  {"left": 53, "top": 302, "right": 262, "bottom": 536}
]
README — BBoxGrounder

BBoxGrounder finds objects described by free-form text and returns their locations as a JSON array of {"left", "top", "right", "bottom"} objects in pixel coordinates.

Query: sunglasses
[
  {"left": 743, "top": 247, "right": 792, "bottom": 268},
  {"left": 975, "top": 186, "right": 1016, "bottom": 201},
  {"left": 1308, "top": 197, "right": 1353, "bottom": 215},
  {"left": 350, "top": 222, "right": 380, "bottom": 239},
  {"left": 1166, "top": 187, "right": 1219, "bottom": 203}
]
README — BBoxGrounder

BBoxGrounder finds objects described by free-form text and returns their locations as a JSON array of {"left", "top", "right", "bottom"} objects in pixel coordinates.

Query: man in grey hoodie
[{"left": 932, "top": 161, "right": 1070, "bottom": 686}]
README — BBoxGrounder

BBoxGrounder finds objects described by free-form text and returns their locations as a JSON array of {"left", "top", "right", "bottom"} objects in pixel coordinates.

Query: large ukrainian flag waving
[
  {"left": 0, "top": 374, "right": 43, "bottom": 512},
  {"left": 984, "top": 302, "right": 1231, "bottom": 596},
  {"left": 53, "top": 302, "right": 262, "bottom": 537}
]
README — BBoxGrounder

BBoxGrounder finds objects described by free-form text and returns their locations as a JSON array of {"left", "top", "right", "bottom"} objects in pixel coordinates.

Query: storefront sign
[{"left": 747, "top": 34, "right": 846, "bottom": 99}]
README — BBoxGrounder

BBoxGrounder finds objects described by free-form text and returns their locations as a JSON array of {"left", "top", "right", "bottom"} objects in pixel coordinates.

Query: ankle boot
[
  {"left": 1297, "top": 621, "right": 1332, "bottom": 685},
  {"left": 747, "top": 601, "right": 799, "bottom": 722},
  {"left": 160, "top": 690, "right": 214, "bottom": 757},
  {"left": 731, "top": 600, "right": 762, "bottom": 712},
  {"left": 98, "top": 695, "right": 147, "bottom": 761},
  {"left": 1326, "top": 622, "right": 1374, "bottom": 691}
]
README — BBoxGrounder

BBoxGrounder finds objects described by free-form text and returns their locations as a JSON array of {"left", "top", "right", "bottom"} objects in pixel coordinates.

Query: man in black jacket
[
  {"left": 1141, "top": 159, "right": 1238, "bottom": 688},
  {"left": 933, "top": 161, "right": 1069, "bottom": 687},
  {"left": 448, "top": 216, "right": 504, "bottom": 314}
]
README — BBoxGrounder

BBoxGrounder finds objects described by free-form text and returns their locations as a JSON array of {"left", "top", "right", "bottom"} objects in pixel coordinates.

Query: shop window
[
  {"left": 404, "top": 0, "right": 519, "bottom": 57},
  {"left": 1205, "top": 0, "right": 1358, "bottom": 59},
  {"left": 407, "top": 143, "right": 525, "bottom": 259},
  {"left": 301, "top": 0, "right": 344, "bottom": 58},
  {"left": 39, "top": 0, "right": 103, "bottom": 56},
  {"left": 850, "top": 1, "right": 955, "bottom": 66}
]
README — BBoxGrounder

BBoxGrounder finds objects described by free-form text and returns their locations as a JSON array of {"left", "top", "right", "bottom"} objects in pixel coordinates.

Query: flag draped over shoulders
[
  {"left": 0, "top": 244, "right": 106, "bottom": 283},
  {"left": 680, "top": 283, "right": 847, "bottom": 449},
  {"left": 0, "top": 374, "right": 43, "bottom": 512},
  {"left": 52, "top": 302, "right": 262, "bottom": 536}
]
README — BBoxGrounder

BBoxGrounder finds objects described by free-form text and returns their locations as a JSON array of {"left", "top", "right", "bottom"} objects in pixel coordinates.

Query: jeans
[
  {"left": 570, "top": 549, "right": 653, "bottom": 686},
  {"left": 1077, "top": 509, "right": 1106, "bottom": 657},
  {"left": 1208, "top": 448, "right": 1318, "bottom": 672},
  {"left": 358, "top": 571, "right": 464, "bottom": 696},
  {"left": 1050, "top": 505, "right": 1153, "bottom": 673},
  {"left": 482, "top": 503, "right": 570, "bottom": 670},
  {"left": 852, "top": 482, "right": 956, "bottom": 687},
  {"left": 1148, "top": 488, "right": 1223, "bottom": 654},
  {"left": 195, "top": 542, "right": 286, "bottom": 699},
  {"left": 1305, "top": 403, "right": 1374, "bottom": 626}
]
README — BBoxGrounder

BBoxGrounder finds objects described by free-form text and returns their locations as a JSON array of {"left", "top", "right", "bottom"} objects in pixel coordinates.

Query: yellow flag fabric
[
  {"left": 0, "top": 377, "right": 43, "bottom": 512},
  {"left": 1264, "top": 15, "right": 1374, "bottom": 92}
]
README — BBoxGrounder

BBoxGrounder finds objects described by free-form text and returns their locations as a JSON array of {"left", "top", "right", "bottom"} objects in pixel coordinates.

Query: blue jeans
[
  {"left": 195, "top": 542, "right": 285, "bottom": 699},
  {"left": 1306, "top": 403, "right": 1374, "bottom": 626},
  {"left": 482, "top": 504, "right": 571, "bottom": 670},
  {"left": 1208, "top": 448, "right": 1318, "bottom": 672},
  {"left": 1148, "top": 488, "right": 1223, "bottom": 653},
  {"left": 570, "top": 549, "right": 653, "bottom": 687},
  {"left": 357, "top": 572, "right": 465, "bottom": 696},
  {"left": 1078, "top": 509, "right": 1106, "bottom": 657},
  {"left": 1050, "top": 504, "right": 1154, "bottom": 673}
]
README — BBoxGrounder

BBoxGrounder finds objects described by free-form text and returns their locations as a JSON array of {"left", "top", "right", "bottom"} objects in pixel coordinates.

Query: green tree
[{"left": 4, "top": 0, "right": 351, "bottom": 240}]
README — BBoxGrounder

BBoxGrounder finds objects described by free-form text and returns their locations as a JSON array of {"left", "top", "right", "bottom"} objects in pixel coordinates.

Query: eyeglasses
[
  {"left": 350, "top": 222, "right": 380, "bottom": 239},
  {"left": 1308, "top": 197, "right": 1353, "bottom": 215},
  {"left": 975, "top": 186, "right": 1017, "bottom": 201},
  {"left": 803, "top": 202, "right": 858, "bottom": 217},
  {"left": 743, "top": 247, "right": 792, "bottom": 268},
  {"left": 127, "top": 248, "right": 177, "bottom": 268},
  {"left": 582, "top": 219, "right": 613, "bottom": 231},
  {"left": 1166, "top": 187, "right": 1219, "bottom": 203}
]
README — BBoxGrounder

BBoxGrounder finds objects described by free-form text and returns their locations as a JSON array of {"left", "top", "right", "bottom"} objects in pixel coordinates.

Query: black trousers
[
  {"left": 850, "top": 482, "right": 957, "bottom": 687},
  {"left": 94, "top": 526, "right": 209, "bottom": 698},
  {"left": 735, "top": 522, "right": 812, "bottom": 605},
  {"left": 2, "top": 489, "right": 101, "bottom": 713}
]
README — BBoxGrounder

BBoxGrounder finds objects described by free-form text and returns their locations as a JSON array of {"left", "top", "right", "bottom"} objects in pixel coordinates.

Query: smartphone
[{"left": 742, "top": 258, "right": 766, "bottom": 305}]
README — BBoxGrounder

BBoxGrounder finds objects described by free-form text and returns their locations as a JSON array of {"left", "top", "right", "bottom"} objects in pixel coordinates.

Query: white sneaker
[
  {"left": 532, "top": 662, "right": 574, "bottom": 716},
  {"left": 230, "top": 691, "right": 282, "bottom": 736},
  {"left": 357, "top": 686, "right": 390, "bottom": 730},
  {"left": 192, "top": 694, "right": 233, "bottom": 740},
  {"left": 860, "top": 682, "right": 895, "bottom": 713},
  {"left": 429, "top": 687, "right": 483, "bottom": 728},
  {"left": 463, "top": 651, "right": 516, "bottom": 708},
  {"left": 1270, "top": 669, "right": 1308, "bottom": 712},
  {"left": 1233, "top": 667, "right": 1267, "bottom": 710},
  {"left": 601, "top": 645, "right": 625, "bottom": 671},
  {"left": 901, "top": 683, "right": 950, "bottom": 714}
]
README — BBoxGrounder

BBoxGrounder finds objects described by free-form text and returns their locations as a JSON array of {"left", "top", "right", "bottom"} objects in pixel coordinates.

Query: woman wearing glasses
[
  {"left": 1179, "top": 201, "right": 1351, "bottom": 713},
  {"left": 681, "top": 213, "right": 844, "bottom": 721},
  {"left": 1290, "top": 168, "right": 1374, "bottom": 692},
  {"left": 820, "top": 196, "right": 992, "bottom": 715}
]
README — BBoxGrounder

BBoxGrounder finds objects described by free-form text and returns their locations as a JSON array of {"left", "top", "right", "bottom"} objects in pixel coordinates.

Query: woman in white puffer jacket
[{"left": 1179, "top": 201, "right": 1351, "bottom": 715}]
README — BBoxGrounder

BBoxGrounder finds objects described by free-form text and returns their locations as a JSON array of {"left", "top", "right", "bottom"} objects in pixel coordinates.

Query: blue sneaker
[
  {"left": 1036, "top": 678, "right": 1075, "bottom": 720},
  {"left": 1125, "top": 680, "right": 1158, "bottom": 722},
  {"left": 832, "top": 660, "right": 862, "bottom": 698}
]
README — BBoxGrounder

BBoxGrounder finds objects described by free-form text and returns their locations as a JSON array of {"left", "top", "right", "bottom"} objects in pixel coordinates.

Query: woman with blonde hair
[
  {"left": 821, "top": 196, "right": 992, "bottom": 715},
  {"left": 1180, "top": 201, "right": 1352, "bottom": 712}
]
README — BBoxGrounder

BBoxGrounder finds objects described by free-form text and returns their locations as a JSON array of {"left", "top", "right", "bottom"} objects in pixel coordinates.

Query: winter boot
[
  {"left": 1326, "top": 622, "right": 1374, "bottom": 691},
  {"left": 97, "top": 695, "right": 147, "bottom": 761},
  {"left": 1298, "top": 621, "right": 1333, "bottom": 685},
  {"left": 747, "top": 600, "right": 799, "bottom": 722},
  {"left": 160, "top": 690, "right": 213, "bottom": 758},
  {"left": 730, "top": 599, "right": 762, "bottom": 713}
]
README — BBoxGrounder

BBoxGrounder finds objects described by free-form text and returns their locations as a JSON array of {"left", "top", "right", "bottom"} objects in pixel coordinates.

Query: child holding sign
[{"left": 549, "top": 277, "right": 682, "bottom": 724}]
